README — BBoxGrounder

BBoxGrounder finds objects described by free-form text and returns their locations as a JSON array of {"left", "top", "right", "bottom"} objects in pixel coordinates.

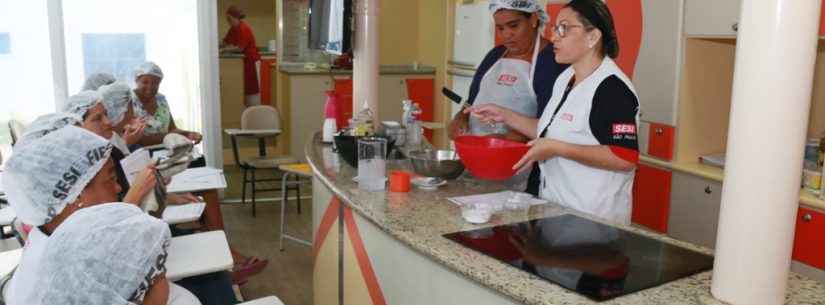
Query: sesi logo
[
  {"left": 612, "top": 124, "right": 636, "bottom": 135},
  {"left": 561, "top": 113, "right": 574, "bottom": 122},
  {"left": 497, "top": 74, "right": 518, "bottom": 86}
]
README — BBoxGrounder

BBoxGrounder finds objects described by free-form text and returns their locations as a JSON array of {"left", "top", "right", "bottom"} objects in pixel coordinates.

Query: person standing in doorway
[{"left": 221, "top": 5, "right": 262, "bottom": 107}]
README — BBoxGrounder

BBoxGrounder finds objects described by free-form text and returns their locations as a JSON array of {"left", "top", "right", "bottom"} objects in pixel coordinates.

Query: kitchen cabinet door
[
  {"left": 632, "top": 164, "right": 672, "bottom": 233},
  {"left": 684, "top": 0, "right": 741, "bottom": 37},
  {"left": 377, "top": 76, "right": 409, "bottom": 123},
  {"left": 792, "top": 207, "right": 825, "bottom": 269},
  {"left": 290, "top": 75, "right": 333, "bottom": 159},
  {"left": 633, "top": 0, "right": 683, "bottom": 125},
  {"left": 668, "top": 172, "right": 723, "bottom": 249},
  {"left": 647, "top": 123, "right": 676, "bottom": 161}
]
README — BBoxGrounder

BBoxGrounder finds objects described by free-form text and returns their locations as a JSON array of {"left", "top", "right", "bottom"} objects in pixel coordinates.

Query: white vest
[{"left": 536, "top": 57, "right": 638, "bottom": 225}]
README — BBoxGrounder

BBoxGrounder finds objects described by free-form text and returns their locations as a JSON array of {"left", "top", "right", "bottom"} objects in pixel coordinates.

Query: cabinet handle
[
  {"left": 655, "top": 128, "right": 664, "bottom": 136},
  {"left": 732, "top": 22, "right": 739, "bottom": 32},
  {"left": 803, "top": 213, "right": 813, "bottom": 222},
  {"left": 704, "top": 186, "right": 712, "bottom": 194}
]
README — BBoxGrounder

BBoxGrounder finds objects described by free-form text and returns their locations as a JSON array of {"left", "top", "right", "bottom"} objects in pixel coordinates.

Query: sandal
[{"left": 231, "top": 256, "right": 269, "bottom": 284}]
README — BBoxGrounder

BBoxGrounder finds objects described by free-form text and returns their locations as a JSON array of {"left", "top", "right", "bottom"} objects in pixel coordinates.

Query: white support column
[
  {"left": 711, "top": 1, "right": 822, "bottom": 304},
  {"left": 353, "top": 0, "right": 380, "bottom": 125},
  {"left": 196, "top": 0, "right": 223, "bottom": 170},
  {"left": 46, "top": 0, "right": 68, "bottom": 109}
]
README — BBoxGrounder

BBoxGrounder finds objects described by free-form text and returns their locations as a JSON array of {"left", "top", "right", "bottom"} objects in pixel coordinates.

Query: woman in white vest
[{"left": 468, "top": 0, "right": 639, "bottom": 225}]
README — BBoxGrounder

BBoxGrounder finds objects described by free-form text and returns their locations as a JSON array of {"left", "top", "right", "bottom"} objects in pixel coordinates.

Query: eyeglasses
[{"left": 552, "top": 23, "right": 588, "bottom": 38}]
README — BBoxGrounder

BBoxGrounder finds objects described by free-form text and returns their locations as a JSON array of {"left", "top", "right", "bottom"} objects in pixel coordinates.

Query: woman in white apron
[
  {"left": 468, "top": 0, "right": 639, "bottom": 225},
  {"left": 447, "top": 0, "right": 553, "bottom": 142},
  {"left": 447, "top": 0, "right": 567, "bottom": 190}
]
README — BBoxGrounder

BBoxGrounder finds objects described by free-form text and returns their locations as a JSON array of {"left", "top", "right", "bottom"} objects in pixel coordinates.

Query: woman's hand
[
  {"left": 123, "top": 166, "right": 158, "bottom": 205},
  {"left": 123, "top": 119, "right": 147, "bottom": 145},
  {"left": 465, "top": 104, "right": 512, "bottom": 125},
  {"left": 167, "top": 193, "right": 201, "bottom": 205},
  {"left": 447, "top": 113, "right": 469, "bottom": 140},
  {"left": 141, "top": 274, "right": 170, "bottom": 305},
  {"left": 185, "top": 132, "right": 202, "bottom": 144},
  {"left": 512, "top": 138, "right": 570, "bottom": 173}
]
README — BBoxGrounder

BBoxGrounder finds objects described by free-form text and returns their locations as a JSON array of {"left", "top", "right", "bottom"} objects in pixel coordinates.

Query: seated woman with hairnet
[
  {"left": 131, "top": 62, "right": 202, "bottom": 146},
  {"left": 94, "top": 86, "right": 269, "bottom": 284},
  {"left": 64, "top": 90, "right": 159, "bottom": 204},
  {"left": 1, "top": 126, "right": 201, "bottom": 305},
  {"left": 32, "top": 202, "right": 186, "bottom": 305},
  {"left": 61, "top": 92, "right": 239, "bottom": 304}
]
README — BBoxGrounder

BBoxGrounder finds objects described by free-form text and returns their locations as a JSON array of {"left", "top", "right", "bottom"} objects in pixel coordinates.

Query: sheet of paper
[
  {"left": 162, "top": 202, "right": 206, "bottom": 224},
  {"left": 167, "top": 167, "right": 227, "bottom": 193},
  {"left": 120, "top": 148, "right": 152, "bottom": 185},
  {"left": 447, "top": 191, "right": 548, "bottom": 207}
]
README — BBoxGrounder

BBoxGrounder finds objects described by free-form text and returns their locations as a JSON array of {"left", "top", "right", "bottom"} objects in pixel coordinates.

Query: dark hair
[{"left": 565, "top": 0, "right": 619, "bottom": 58}]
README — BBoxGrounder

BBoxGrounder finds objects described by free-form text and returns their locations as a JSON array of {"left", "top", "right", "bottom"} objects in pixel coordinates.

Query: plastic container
[
  {"left": 460, "top": 203, "right": 494, "bottom": 224},
  {"left": 804, "top": 168, "right": 822, "bottom": 193},
  {"left": 389, "top": 171, "right": 411, "bottom": 192},
  {"left": 322, "top": 91, "right": 338, "bottom": 143},
  {"left": 453, "top": 135, "right": 529, "bottom": 180}
]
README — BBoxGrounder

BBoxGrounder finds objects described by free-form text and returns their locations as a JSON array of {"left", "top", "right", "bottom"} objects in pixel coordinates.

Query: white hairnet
[
  {"left": 99, "top": 82, "right": 133, "bottom": 125},
  {"left": 2, "top": 126, "right": 113, "bottom": 226},
  {"left": 63, "top": 90, "right": 102, "bottom": 119},
  {"left": 81, "top": 72, "right": 116, "bottom": 91},
  {"left": 14, "top": 112, "right": 83, "bottom": 149},
  {"left": 34, "top": 203, "right": 171, "bottom": 305},
  {"left": 134, "top": 61, "right": 164, "bottom": 80},
  {"left": 489, "top": 0, "right": 550, "bottom": 25}
]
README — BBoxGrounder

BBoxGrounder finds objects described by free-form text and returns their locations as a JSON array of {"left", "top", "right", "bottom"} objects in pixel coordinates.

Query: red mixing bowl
[{"left": 453, "top": 135, "right": 529, "bottom": 180}]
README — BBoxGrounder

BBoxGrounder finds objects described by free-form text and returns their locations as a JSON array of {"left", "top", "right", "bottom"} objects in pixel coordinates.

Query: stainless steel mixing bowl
[{"left": 407, "top": 149, "right": 465, "bottom": 180}]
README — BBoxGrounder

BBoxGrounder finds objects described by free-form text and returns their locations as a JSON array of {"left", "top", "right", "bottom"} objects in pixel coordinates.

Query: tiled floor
[{"left": 220, "top": 166, "right": 314, "bottom": 305}]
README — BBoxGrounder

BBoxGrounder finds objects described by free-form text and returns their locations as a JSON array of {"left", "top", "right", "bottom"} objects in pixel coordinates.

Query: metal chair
[
  {"left": 230, "top": 106, "right": 298, "bottom": 216},
  {"left": 278, "top": 163, "right": 312, "bottom": 250}
]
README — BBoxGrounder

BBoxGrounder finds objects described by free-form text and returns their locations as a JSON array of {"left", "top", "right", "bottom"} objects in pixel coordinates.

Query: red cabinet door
[
  {"left": 632, "top": 164, "right": 672, "bottom": 233},
  {"left": 820, "top": 4, "right": 825, "bottom": 36},
  {"left": 793, "top": 207, "right": 825, "bottom": 269},
  {"left": 647, "top": 123, "right": 675, "bottom": 161},
  {"left": 405, "top": 78, "right": 435, "bottom": 142},
  {"left": 334, "top": 79, "right": 353, "bottom": 129}
]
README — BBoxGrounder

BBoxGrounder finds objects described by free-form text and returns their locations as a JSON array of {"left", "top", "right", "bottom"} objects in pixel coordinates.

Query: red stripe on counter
[
  {"left": 343, "top": 206, "right": 388, "bottom": 305},
  {"left": 609, "top": 146, "right": 639, "bottom": 164},
  {"left": 313, "top": 197, "right": 341, "bottom": 258}
]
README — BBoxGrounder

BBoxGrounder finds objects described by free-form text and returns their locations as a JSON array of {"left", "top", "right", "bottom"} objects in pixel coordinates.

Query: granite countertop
[
  {"left": 305, "top": 133, "right": 825, "bottom": 305},
  {"left": 278, "top": 63, "right": 436, "bottom": 75}
]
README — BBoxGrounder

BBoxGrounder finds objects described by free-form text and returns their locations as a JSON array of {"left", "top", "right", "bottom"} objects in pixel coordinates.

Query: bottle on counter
[
  {"left": 402, "top": 100, "right": 423, "bottom": 146},
  {"left": 322, "top": 90, "right": 338, "bottom": 143}
]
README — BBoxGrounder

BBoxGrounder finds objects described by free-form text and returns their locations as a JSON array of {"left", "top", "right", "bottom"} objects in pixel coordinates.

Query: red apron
[{"left": 223, "top": 21, "right": 261, "bottom": 95}]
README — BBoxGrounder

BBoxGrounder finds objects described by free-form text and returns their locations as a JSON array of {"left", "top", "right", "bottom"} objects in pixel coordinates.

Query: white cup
[{"left": 268, "top": 40, "right": 277, "bottom": 52}]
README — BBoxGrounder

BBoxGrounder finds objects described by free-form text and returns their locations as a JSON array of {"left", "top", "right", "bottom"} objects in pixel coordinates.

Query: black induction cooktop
[{"left": 443, "top": 214, "right": 714, "bottom": 302}]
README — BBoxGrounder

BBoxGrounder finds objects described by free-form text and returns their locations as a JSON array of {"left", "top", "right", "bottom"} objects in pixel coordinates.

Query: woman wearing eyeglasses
[
  {"left": 447, "top": 0, "right": 566, "bottom": 191},
  {"left": 469, "top": 0, "right": 639, "bottom": 225}
]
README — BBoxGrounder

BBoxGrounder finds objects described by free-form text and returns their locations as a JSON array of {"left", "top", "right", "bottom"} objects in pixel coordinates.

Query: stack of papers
[
  {"left": 167, "top": 167, "right": 227, "bottom": 193},
  {"left": 447, "top": 191, "right": 548, "bottom": 207},
  {"left": 162, "top": 202, "right": 206, "bottom": 224}
]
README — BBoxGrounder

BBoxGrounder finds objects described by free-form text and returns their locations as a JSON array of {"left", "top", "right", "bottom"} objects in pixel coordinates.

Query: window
[
  {"left": 82, "top": 34, "right": 145, "bottom": 82},
  {"left": 63, "top": 0, "right": 202, "bottom": 131},
  {"left": 0, "top": 1, "right": 57, "bottom": 146},
  {"left": 0, "top": 33, "right": 9, "bottom": 54}
]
